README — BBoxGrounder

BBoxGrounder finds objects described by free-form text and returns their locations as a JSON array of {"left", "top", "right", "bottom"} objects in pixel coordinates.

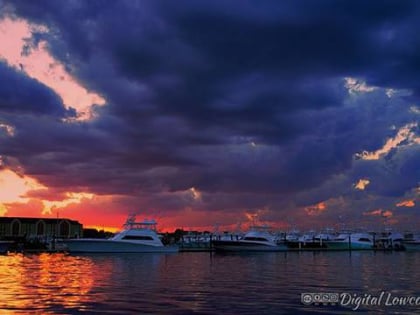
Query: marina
[
  {"left": 180, "top": 226, "right": 419, "bottom": 252},
  {"left": 3, "top": 227, "right": 419, "bottom": 254},
  {"left": 1, "top": 215, "right": 419, "bottom": 254}
]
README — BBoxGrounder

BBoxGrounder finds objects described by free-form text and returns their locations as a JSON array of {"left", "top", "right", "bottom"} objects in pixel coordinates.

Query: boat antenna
[{"left": 124, "top": 213, "right": 137, "bottom": 228}]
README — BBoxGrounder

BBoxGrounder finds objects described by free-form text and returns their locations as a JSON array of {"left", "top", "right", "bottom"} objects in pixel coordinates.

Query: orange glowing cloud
[
  {"left": 244, "top": 212, "right": 258, "bottom": 222},
  {"left": 0, "top": 16, "right": 106, "bottom": 121},
  {"left": 382, "top": 210, "right": 393, "bottom": 218},
  {"left": 354, "top": 178, "right": 370, "bottom": 190},
  {"left": 363, "top": 209, "right": 382, "bottom": 216},
  {"left": 363, "top": 209, "right": 393, "bottom": 218},
  {"left": 396, "top": 200, "right": 415, "bottom": 207},
  {"left": 36, "top": 193, "right": 129, "bottom": 232},
  {"left": 355, "top": 122, "right": 419, "bottom": 160},
  {"left": 0, "top": 168, "right": 47, "bottom": 215},
  {"left": 0, "top": 167, "right": 100, "bottom": 219},
  {"left": 304, "top": 202, "right": 327, "bottom": 216},
  {"left": 41, "top": 192, "right": 95, "bottom": 215},
  {"left": 244, "top": 207, "right": 272, "bottom": 224}
]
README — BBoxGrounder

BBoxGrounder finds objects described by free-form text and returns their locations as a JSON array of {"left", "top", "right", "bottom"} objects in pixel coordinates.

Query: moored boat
[
  {"left": 212, "top": 225, "right": 287, "bottom": 252},
  {"left": 402, "top": 233, "right": 420, "bottom": 251},
  {"left": 402, "top": 240, "right": 420, "bottom": 251},
  {"left": 179, "top": 232, "right": 213, "bottom": 251},
  {"left": 58, "top": 215, "right": 179, "bottom": 253},
  {"left": 324, "top": 232, "right": 374, "bottom": 250},
  {"left": 375, "top": 231, "right": 405, "bottom": 250},
  {"left": 286, "top": 229, "right": 335, "bottom": 250}
]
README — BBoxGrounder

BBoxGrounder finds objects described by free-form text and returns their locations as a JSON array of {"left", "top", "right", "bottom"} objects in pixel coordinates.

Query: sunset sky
[{"left": 0, "top": 1, "right": 418, "bottom": 232}]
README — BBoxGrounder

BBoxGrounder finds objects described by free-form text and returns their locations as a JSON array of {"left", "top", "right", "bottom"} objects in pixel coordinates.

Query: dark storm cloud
[
  {"left": 0, "top": 62, "right": 70, "bottom": 117},
  {"left": 1, "top": 0, "right": 419, "bottom": 221}
]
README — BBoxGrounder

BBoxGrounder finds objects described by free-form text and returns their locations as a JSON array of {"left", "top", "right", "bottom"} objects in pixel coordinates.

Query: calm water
[{"left": 0, "top": 251, "right": 419, "bottom": 314}]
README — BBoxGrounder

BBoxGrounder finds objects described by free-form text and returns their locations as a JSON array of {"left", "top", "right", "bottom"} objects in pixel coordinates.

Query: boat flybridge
[{"left": 59, "top": 214, "right": 179, "bottom": 253}]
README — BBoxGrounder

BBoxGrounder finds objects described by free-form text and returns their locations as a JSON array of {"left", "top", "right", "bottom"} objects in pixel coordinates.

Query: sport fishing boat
[
  {"left": 212, "top": 225, "right": 288, "bottom": 252},
  {"left": 285, "top": 229, "right": 335, "bottom": 249},
  {"left": 375, "top": 231, "right": 405, "bottom": 250},
  {"left": 324, "top": 232, "right": 374, "bottom": 250},
  {"left": 402, "top": 233, "right": 420, "bottom": 251},
  {"left": 58, "top": 215, "right": 179, "bottom": 253}
]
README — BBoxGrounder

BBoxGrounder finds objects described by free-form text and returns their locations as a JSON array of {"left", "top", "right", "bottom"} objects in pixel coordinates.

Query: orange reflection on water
[{"left": 0, "top": 253, "right": 112, "bottom": 313}]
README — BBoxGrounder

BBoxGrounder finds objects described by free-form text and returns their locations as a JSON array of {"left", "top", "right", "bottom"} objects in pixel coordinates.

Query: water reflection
[
  {"left": 0, "top": 253, "right": 104, "bottom": 313},
  {"left": 0, "top": 251, "right": 418, "bottom": 314}
]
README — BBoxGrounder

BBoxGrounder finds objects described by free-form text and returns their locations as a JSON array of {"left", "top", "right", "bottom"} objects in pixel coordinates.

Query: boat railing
[{"left": 123, "top": 215, "right": 158, "bottom": 231}]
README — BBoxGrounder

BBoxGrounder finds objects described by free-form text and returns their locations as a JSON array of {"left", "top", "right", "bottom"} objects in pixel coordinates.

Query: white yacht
[
  {"left": 58, "top": 215, "right": 179, "bottom": 253},
  {"left": 324, "top": 232, "right": 374, "bottom": 250},
  {"left": 314, "top": 228, "right": 336, "bottom": 243},
  {"left": 402, "top": 233, "right": 420, "bottom": 251},
  {"left": 212, "top": 225, "right": 288, "bottom": 252},
  {"left": 179, "top": 232, "right": 213, "bottom": 251},
  {"left": 375, "top": 231, "right": 405, "bottom": 250},
  {"left": 285, "top": 229, "right": 334, "bottom": 249}
]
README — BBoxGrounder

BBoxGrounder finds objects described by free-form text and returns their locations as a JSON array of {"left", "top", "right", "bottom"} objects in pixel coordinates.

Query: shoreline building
[{"left": 0, "top": 217, "right": 83, "bottom": 240}]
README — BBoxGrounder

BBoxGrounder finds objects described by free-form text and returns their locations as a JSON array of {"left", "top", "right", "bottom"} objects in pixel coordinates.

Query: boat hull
[
  {"left": 286, "top": 241, "right": 328, "bottom": 250},
  {"left": 59, "top": 239, "right": 179, "bottom": 253},
  {"left": 324, "top": 241, "right": 373, "bottom": 250},
  {"left": 402, "top": 241, "right": 420, "bottom": 251},
  {"left": 212, "top": 240, "right": 288, "bottom": 252}
]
